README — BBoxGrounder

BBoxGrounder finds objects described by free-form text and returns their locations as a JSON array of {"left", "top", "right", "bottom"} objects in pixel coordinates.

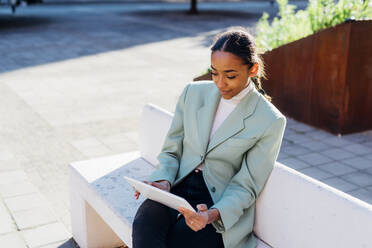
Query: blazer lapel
[
  {"left": 196, "top": 86, "right": 221, "bottom": 153},
  {"left": 206, "top": 86, "right": 261, "bottom": 154}
]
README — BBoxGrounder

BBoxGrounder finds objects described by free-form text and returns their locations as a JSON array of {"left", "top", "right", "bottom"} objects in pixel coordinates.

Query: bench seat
[{"left": 69, "top": 151, "right": 271, "bottom": 248}]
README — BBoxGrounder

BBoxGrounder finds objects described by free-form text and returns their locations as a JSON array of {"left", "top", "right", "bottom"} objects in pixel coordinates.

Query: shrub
[{"left": 256, "top": 0, "right": 372, "bottom": 52}]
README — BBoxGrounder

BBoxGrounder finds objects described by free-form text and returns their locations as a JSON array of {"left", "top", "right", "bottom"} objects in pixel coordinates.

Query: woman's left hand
[{"left": 178, "top": 204, "right": 209, "bottom": 232}]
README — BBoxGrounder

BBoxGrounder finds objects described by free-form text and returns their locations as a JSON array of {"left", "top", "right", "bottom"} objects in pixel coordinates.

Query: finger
[
  {"left": 191, "top": 226, "right": 198, "bottom": 232},
  {"left": 180, "top": 207, "right": 194, "bottom": 215},
  {"left": 196, "top": 204, "right": 208, "bottom": 212},
  {"left": 150, "top": 182, "right": 164, "bottom": 190},
  {"left": 178, "top": 206, "right": 187, "bottom": 212},
  {"left": 192, "top": 217, "right": 206, "bottom": 229},
  {"left": 187, "top": 220, "right": 200, "bottom": 232},
  {"left": 181, "top": 210, "right": 194, "bottom": 219}
]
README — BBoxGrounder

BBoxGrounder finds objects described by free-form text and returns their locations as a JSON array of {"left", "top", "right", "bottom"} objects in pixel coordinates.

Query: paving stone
[
  {"left": 280, "top": 139, "right": 292, "bottom": 147},
  {"left": 0, "top": 159, "right": 22, "bottom": 172},
  {"left": 0, "top": 200, "right": 7, "bottom": 213},
  {"left": 0, "top": 170, "right": 28, "bottom": 186},
  {"left": 0, "top": 204, "right": 16, "bottom": 234},
  {"left": 278, "top": 157, "right": 311, "bottom": 170},
  {"left": 99, "top": 132, "right": 131, "bottom": 145},
  {"left": 343, "top": 156, "right": 372, "bottom": 170},
  {"left": 296, "top": 153, "right": 332, "bottom": 166},
  {"left": 362, "top": 141, "right": 372, "bottom": 148},
  {"left": 0, "top": 150, "right": 15, "bottom": 161},
  {"left": 280, "top": 145, "right": 311, "bottom": 156},
  {"left": 283, "top": 127, "right": 295, "bottom": 137},
  {"left": 342, "top": 144, "right": 372, "bottom": 155},
  {"left": 363, "top": 167, "right": 372, "bottom": 177},
  {"left": 298, "top": 167, "right": 334, "bottom": 181},
  {"left": 12, "top": 206, "right": 58, "bottom": 230},
  {"left": 318, "top": 162, "right": 357, "bottom": 176},
  {"left": 365, "top": 154, "right": 372, "bottom": 161},
  {"left": 22, "top": 222, "right": 71, "bottom": 248},
  {"left": 322, "top": 177, "right": 359, "bottom": 192},
  {"left": 121, "top": 131, "right": 139, "bottom": 145},
  {"left": 342, "top": 133, "right": 372, "bottom": 144},
  {"left": 341, "top": 172, "right": 372, "bottom": 187},
  {"left": 4, "top": 193, "right": 50, "bottom": 213},
  {"left": 60, "top": 211, "right": 72, "bottom": 233},
  {"left": 70, "top": 137, "right": 105, "bottom": 149},
  {"left": 288, "top": 122, "right": 316, "bottom": 133},
  {"left": 277, "top": 151, "right": 290, "bottom": 161},
  {"left": 366, "top": 185, "right": 372, "bottom": 193},
  {"left": 101, "top": 141, "right": 138, "bottom": 154},
  {"left": 346, "top": 188, "right": 372, "bottom": 205},
  {"left": 71, "top": 138, "right": 113, "bottom": 158},
  {"left": 322, "top": 137, "right": 354, "bottom": 147},
  {"left": 283, "top": 133, "right": 313, "bottom": 145},
  {"left": 305, "top": 129, "right": 334, "bottom": 141},
  {"left": 299, "top": 140, "right": 332, "bottom": 152},
  {"left": 320, "top": 148, "right": 355, "bottom": 160},
  {"left": 0, "top": 181, "right": 39, "bottom": 198},
  {"left": 0, "top": 232, "right": 27, "bottom": 248}
]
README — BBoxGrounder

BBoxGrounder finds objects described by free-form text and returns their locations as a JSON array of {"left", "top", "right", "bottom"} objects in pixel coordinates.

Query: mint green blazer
[{"left": 148, "top": 80, "right": 286, "bottom": 248}]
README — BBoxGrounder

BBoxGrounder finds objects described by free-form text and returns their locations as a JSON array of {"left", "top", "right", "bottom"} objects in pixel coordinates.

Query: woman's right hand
[{"left": 134, "top": 180, "right": 171, "bottom": 200}]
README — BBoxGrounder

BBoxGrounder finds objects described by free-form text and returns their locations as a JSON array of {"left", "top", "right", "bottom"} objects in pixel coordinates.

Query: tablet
[{"left": 123, "top": 176, "right": 195, "bottom": 212}]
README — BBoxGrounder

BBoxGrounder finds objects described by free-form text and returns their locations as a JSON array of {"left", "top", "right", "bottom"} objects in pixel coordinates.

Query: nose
[{"left": 215, "top": 76, "right": 227, "bottom": 89}]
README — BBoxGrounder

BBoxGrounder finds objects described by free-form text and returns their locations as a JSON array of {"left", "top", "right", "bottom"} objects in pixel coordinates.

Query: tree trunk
[{"left": 187, "top": 0, "right": 198, "bottom": 15}]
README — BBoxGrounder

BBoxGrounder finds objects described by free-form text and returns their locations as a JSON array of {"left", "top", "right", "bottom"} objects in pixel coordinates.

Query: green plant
[{"left": 256, "top": 0, "right": 372, "bottom": 52}]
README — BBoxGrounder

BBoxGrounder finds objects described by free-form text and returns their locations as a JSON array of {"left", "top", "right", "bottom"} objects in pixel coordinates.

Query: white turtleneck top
[{"left": 196, "top": 82, "right": 254, "bottom": 171}]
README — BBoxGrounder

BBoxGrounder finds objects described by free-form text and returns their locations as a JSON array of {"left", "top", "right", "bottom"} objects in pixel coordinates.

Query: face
[{"left": 211, "top": 50, "right": 258, "bottom": 99}]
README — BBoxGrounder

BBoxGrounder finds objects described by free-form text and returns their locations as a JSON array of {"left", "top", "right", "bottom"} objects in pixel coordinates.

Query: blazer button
[
  {"left": 200, "top": 155, "right": 204, "bottom": 161},
  {"left": 211, "top": 187, "right": 216, "bottom": 193}
]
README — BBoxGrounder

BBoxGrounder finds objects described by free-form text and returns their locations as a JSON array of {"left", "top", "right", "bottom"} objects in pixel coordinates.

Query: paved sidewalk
[
  {"left": 0, "top": 168, "right": 74, "bottom": 247},
  {"left": 278, "top": 120, "right": 372, "bottom": 202},
  {"left": 0, "top": 1, "right": 371, "bottom": 247}
]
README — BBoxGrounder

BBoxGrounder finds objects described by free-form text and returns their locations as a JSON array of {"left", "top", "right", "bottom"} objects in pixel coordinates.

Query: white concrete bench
[{"left": 69, "top": 103, "right": 372, "bottom": 248}]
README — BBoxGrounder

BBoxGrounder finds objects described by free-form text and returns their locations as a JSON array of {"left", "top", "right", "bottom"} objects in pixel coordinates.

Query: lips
[{"left": 220, "top": 89, "right": 231, "bottom": 95}]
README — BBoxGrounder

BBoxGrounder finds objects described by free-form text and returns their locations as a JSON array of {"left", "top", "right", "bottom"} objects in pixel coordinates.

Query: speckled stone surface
[{"left": 91, "top": 158, "right": 155, "bottom": 224}]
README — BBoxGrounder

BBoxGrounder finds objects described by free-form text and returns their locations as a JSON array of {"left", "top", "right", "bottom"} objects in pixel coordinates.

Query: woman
[{"left": 132, "top": 27, "right": 286, "bottom": 248}]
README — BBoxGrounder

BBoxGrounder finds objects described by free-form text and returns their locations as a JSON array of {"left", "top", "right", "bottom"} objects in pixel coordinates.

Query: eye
[{"left": 227, "top": 76, "right": 236, "bottom": 79}]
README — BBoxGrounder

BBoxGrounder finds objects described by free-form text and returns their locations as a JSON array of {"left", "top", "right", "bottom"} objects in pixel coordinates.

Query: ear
[{"left": 248, "top": 63, "right": 259, "bottom": 77}]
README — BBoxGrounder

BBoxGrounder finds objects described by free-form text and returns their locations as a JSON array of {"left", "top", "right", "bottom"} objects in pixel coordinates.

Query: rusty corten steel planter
[
  {"left": 261, "top": 20, "right": 372, "bottom": 134},
  {"left": 195, "top": 20, "right": 372, "bottom": 134}
]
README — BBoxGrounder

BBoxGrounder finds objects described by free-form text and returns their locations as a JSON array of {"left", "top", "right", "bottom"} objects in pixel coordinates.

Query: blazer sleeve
[
  {"left": 210, "top": 116, "right": 286, "bottom": 232},
  {"left": 147, "top": 83, "right": 191, "bottom": 186}
]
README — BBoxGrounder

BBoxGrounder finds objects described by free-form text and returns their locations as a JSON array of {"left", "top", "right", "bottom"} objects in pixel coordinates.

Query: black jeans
[{"left": 132, "top": 169, "right": 224, "bottom": 248}]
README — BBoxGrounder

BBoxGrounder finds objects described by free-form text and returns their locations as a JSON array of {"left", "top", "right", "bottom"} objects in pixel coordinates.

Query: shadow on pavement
[
  {"left": 0, "top": 2, "right": 274, "bottom": 74},
  {"left": 0, "top": 15, "right": 52, "bottom": 30},
  {"left": 58, "top": 238, "right": 80, "bottom": 248}
]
